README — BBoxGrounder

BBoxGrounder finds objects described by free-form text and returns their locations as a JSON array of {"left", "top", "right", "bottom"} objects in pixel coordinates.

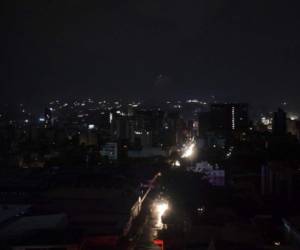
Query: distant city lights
[
  {"left": 173, "top": 104, "right": 182, "bottom": 109},
  {"left": 261, "top": 117, "right": 272, "bottom": 125},
  {"left": 288, "top": 114, "right": 299, "bottom": 121},
  {"left": 186, "top": 99, "right": 199, "bottom": 103},
  {"left": 88, "top": 124, "right": 95, "bottom": 130}
]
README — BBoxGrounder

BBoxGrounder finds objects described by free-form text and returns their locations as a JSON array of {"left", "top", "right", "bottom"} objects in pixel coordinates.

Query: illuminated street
[
  {"left": 2, "top": 1, "right": 300, "bottom": 249},
  {"left": 132, "top": 200, "right": 166, "bottom": 250},
  {"left": 181, "top": 139, "right": 196, "bottom": 159}
]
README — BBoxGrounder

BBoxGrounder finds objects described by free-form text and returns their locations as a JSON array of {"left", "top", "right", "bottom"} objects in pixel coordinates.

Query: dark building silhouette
[
  {"left": 210, "top": 103, "right": 249, "bottom": 132},
  {"left": 198, "top": 112, "right": 211, "bottom": 136},
  {"left": 272, "top": 108, "right": 287, "bottom": 135},
  {"left": 261, "top": 161, "right": 300, "bottom": 201},
  {"left": 111, "top": 109, "right": 166, "bottom": 148}
]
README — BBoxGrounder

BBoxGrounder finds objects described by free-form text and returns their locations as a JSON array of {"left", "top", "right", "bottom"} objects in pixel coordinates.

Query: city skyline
[{"left": 2, "top": 1, "right": 300, "bottom": 249}]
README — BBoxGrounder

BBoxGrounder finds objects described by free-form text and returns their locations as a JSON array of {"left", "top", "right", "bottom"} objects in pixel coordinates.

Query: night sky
[{"left": 1, "top": 1, "right": 300, "bottom": 109}]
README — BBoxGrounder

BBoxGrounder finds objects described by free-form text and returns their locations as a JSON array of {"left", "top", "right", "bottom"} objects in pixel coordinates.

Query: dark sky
[{"left": 1, "top": 0, "right": 300, "bottom": 109}]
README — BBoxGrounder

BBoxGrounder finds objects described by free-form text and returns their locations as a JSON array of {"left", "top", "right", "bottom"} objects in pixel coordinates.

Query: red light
[{"left": 153, "top": 239, "right": 164, "bottom": 250}]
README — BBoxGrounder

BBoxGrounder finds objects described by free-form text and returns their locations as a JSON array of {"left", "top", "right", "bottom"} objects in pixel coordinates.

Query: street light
[
  {"left": 172, "top": 160, "right": 181, "bottom": 167},
  {"left": 155, "top": 201, "right": 169, "bottom": 229},
  {"left": 156, "top": 202, "right": 169, "bottom": 217},
  {"left": 181, "top": 142, "right": 195, "bottom": 158}
]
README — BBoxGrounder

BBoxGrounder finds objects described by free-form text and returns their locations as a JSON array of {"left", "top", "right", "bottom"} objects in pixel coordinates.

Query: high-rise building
[
  {"left": 111, "top": 109, "right": 166, "bottom": 148},
  {"left": 198, "top": 112, "right": 211, "bottom": 136},
  {"left": 272, "top": 108, "right": 287, "bottom": 135},
  {"left": 210, "top": 103, "right": 249, "bottom": 132}
]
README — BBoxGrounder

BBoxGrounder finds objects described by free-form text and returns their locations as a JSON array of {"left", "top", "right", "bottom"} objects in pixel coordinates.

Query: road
[
  {"left": 133, "top": 204, "right": 161, "bottom": 250},
  {"left": 124, "top": 172, "right": 163, "bottom": 250}
]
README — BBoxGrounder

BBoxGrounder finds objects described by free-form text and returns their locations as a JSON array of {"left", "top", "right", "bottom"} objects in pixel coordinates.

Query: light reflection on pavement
[{"left": 133, "top": 203, "right": 162, "bottom": 250}]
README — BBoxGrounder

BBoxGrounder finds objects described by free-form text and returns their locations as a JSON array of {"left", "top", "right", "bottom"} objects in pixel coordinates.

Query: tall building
[
  {"left": 165, "top": 112, "right": 185, "bottom": 146},
  {"left": 111, "top": 109, "right": 166, "bottom": 148},
  {"left": 115, "top": 116, "right": 130, "bottom": 140},
  {"left": 272, "top": 108, "right": 287, "bottom": 135},
  {"left": 198, "top": 112, "right": 211, "bottom": 136},
  {"left": 210, "top": 103, "right": 249, "bottom": 132}
]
